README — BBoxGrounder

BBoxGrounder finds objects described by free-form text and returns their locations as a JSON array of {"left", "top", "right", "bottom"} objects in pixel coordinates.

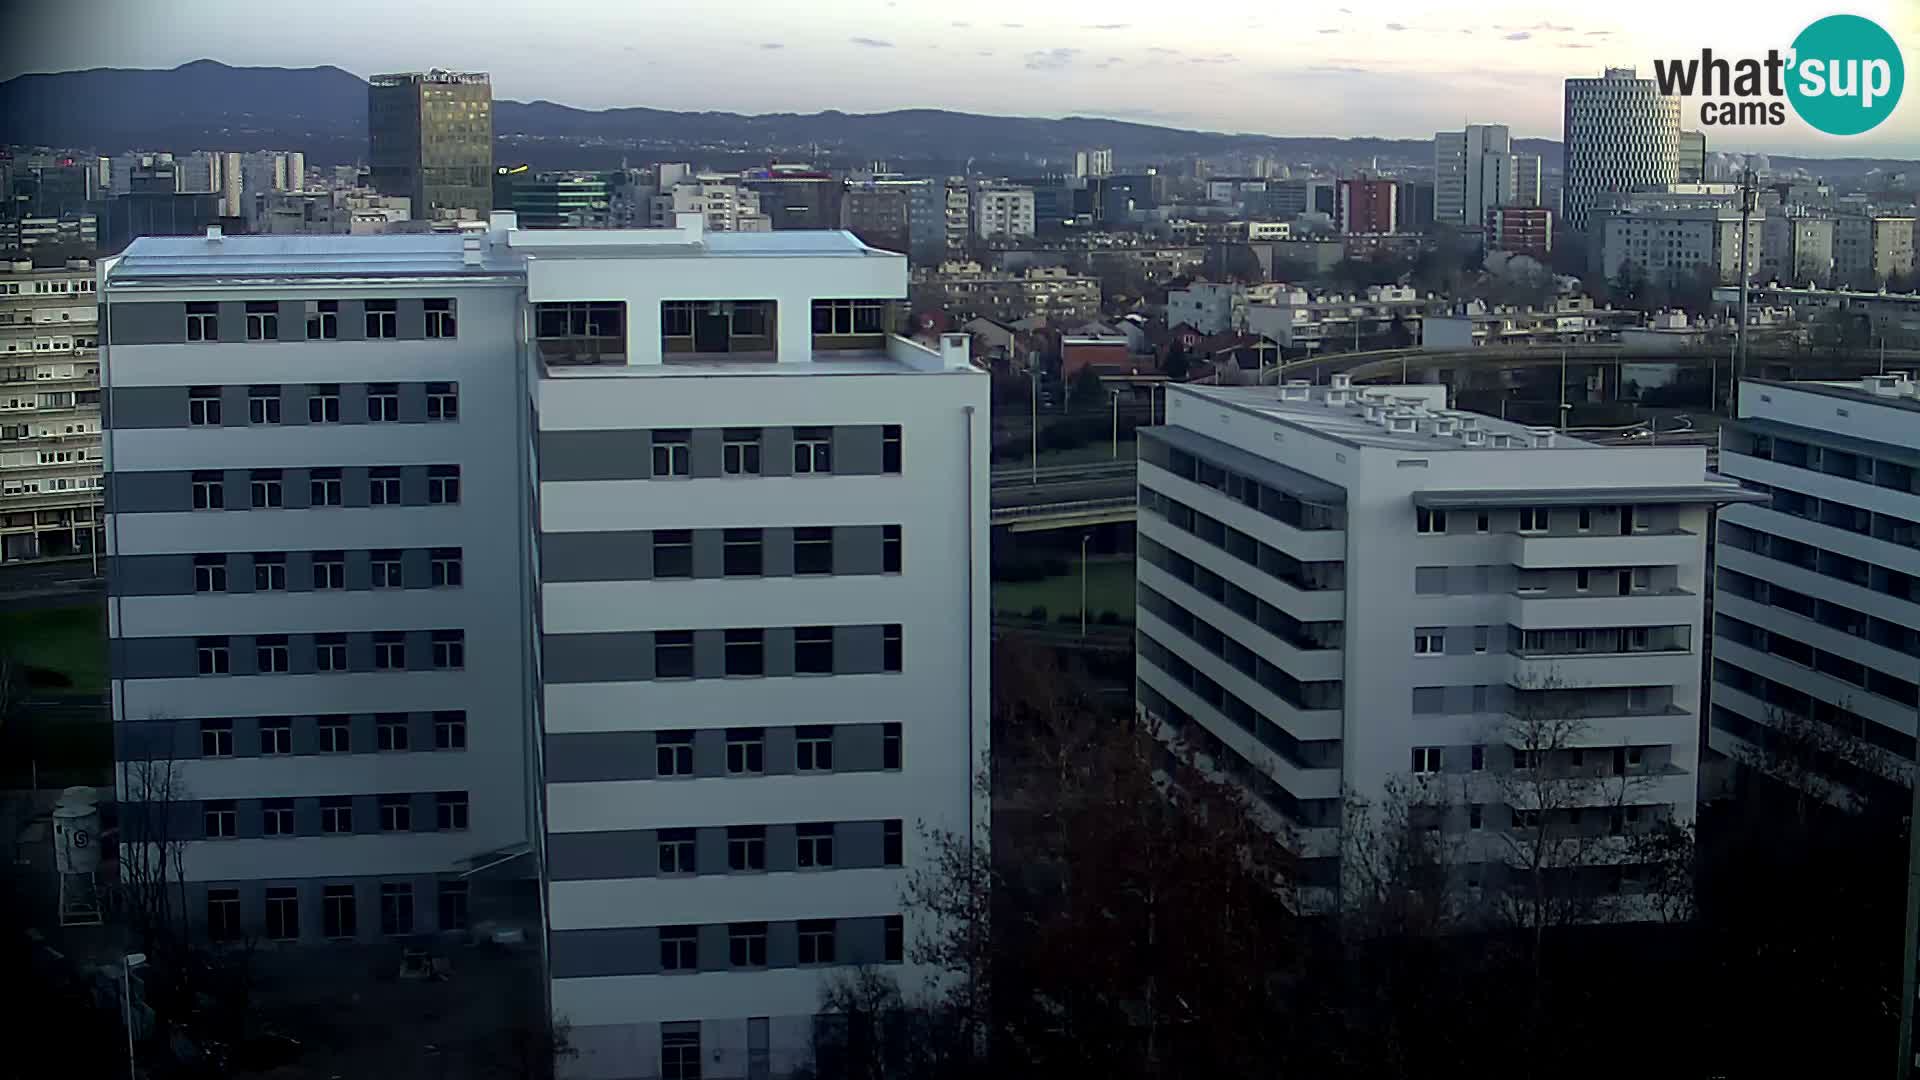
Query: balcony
[
  {"left": 661, "top": 299, "right": 776, "bottom": 361},
  {"left": 1504, "top": 529, "right": 1699, "bottom": 569},
  {"left": 1509, "top": 648, "right": 1694, "bottom": 689},
  {"left": 1506, "top": 589, "right": 1699, "bottom": 629}
]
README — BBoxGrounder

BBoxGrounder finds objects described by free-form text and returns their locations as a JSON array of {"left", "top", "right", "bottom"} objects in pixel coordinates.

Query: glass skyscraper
[{"left": 368, "top": 70, "right": 493, "bottom": 221}]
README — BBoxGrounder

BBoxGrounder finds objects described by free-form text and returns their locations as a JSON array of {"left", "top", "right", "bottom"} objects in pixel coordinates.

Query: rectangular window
[
  {"left": 320, "top": 797, "right": 352, "bottom": 834},
  {"left": 884, "top": 624, "right": 903, "bottom": 673},
  {"left": 250, "top": 469, "right": 283, "bottom": 508},
  {"left": 373, "top": 632, "right": 406, "bottom": 670},
  {"left": 883, "top": 723, "right": 902, "bottom": 770},
  {"left": 1470, "top": 804, "right": 1484, "bottom": 831},
  {"left": 1518, "top": 507, "right": 1549, "bottom": 534},
  {"left": 200, "top": 718, "right": 233, "bottom": 757},
  {"left": 308, "top": 384, "right": 340, "bottom": 422},
  {"left": 653, "top": 530, "right": 692, "bottom": 578},
  {"left": 884, "top": 819, "right": 904, "bottom": 866},
  {"left": 882, "top": 424, "right": 902, "bottom": 473},
  {"left": 1413, "top": 629, "right": 1444, "bottom": 656},
  {"left": 371, "top": 550, "right": 403, "bottom": 588},
  {"left": 1473, "top": 626, "right": 1489, "bottom": 654},
  {"left": 662, "top": 1028, "right": 701, "bottom": 1080},
  {"left": 193, "top": 554, "right": 227, "bottom": 593},
  {"left": 185, "top": 302, "right": 218, "bottom": 342},
  {"left": 660, "top": 926, "right": 698, "bottom": 971},
  {"left": 431, "top": 548, "right": 463, "bottom": 587},
  {"left": 310, "top": 468, "right": 342, "bottom": 506},
  {"left": 312, "top": 552, "right": 345, "bottom": 590},
  {"left": 323, "top": 884, "right": 356, "bottom": 939},
  {"left": 253, "top": 552, "right": 286, "bottom": 591},
  {"left": 425, "top": 381, "right": 458, "bottom": 420},
  {"left": 188, "top": 386, "right": 221, "bottom": 425},
  {"left": 424, "top": 298, "right": 457, "bottom": 339},
  {"left": 1517, "top": 570, "right": 1548, "bottom": 595},
  {"left": 1476, "top": 511, "right": 1489, "bottom": 533},
  {"left": 260, "top": 717, "right": 291, "bottom": 755},
  {"left": 197, "top": 636, "right": 230, "bottom": 675},
  {"left": 729, "top": 923, "right": 768, "bottom": 968},
  {"left": 365, "top": 300, "right": 398, "bottom": 339},
  {"left": 204, "top": 800, "right": 237, "bottom": 838},
  {"left": 883, "top": 525, "right": 902, "bottom": 573},
  {"left": 379, "top": 794, "right": 412, "bottom": 831},
  {"left": 435, "top": 711, "right": 467, "bottom": 750},
  {"left": 722, "top": 628, "right": 764, "bottom": 677},
  {"left": 305, "top": 300, "right": 338, "bottom": 340},
  {"left": 723, "top": 528, "right": 762, "bottom": 576},
  {"left": 435, "top": 792, "right": 469, "bottom": 831},
  {"left": 438, "top": 882, "right": 469, "bottom": 931},
  {"left": 794, "top": 527, "right": 833, "bottom": 575},
  {"left": 652, "top": 430, "right": 690, "bottom": 477},
  {"left": 377, "top": 714, "right": 410, "bottom": 752},
  {"left": 247, "top": 385, "right": 281, "bottom": 424},
  {"left": 812, "top": 299, "right": 885, "bottom": 335},
  {"left": 793, "top": 426, "right": 832, "bottom": 473},
  {"left": 797, "top": 919, "right": 836, "bottom": 965},
  {"left": 244, "top": 301, "right": 279, "bottom": 341},
  {"left": 655, "top": 630, "right": 694, "bottom": 678},
  {"left": 367, "top": 383, "right": 399, "bottom": 422},
  {"left": 727, "top": 728, "right": 765, "bottom": 774},
  {"left": 796, "top": 725, "right": 834, "bottom": 771},
  {"left": 1575, "top": 569, "right": 1591, "bottom": 592},
  {"left": 379, "top": 882, "right": 414, "bottom": 935},
  {"left": 658, "top": 829, "right": 696, "bottom": 874},
  {"left": 722, "top": 428, "right": 761, "bottom": 475},
  {"left": 884, "top": 913, "right": 905, "bottom": 963},
  {"left": 207, "top": 888, "right": 242, "bottom": 941},
  {"left": 1411, "top": 746, "right": 1442, "bottom": 774},
  {"left": 728, "top": 825, "right": 767, "bottom": 872},
  {"left": 192, "top": 471, "right": 224, "bottom": 510},
  {"left": 1416, "top": 507, "right": 1446, "bottom": 534},
  {"left": 432, "top": 630, "right": 465, "bottom": 670},
  {"left": 656, "top": 731, "right": 694, "bottom": 776},
  {"left": 1577, "top": 507, "right": 1592, "bottom": 532},
  {"left": 797, "top": 822, "right": 835, "bottom": 869},
  {"left": 319, "top": 716, "right": 350, "bottom": 753},
  {"left": 427, "top": 465, "right": 460, "bottom": 504},
  {"left": 795, "top": 627, "right": 834, "bottom": 674},
  {"left": 265, "top": 887, "right": 299, "bottom": 940}
]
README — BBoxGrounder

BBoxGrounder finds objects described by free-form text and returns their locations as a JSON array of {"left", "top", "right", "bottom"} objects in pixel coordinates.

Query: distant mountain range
[{"left": 3, "top": 60, "right": 1911, "bottom": 178}]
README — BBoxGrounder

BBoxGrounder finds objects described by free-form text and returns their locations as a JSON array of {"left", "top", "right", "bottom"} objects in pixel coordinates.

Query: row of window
[
  {"left": 1750, "top": 480, "right": 1920, "bottom": 550},
  {"left": 1718, "top": 613, "right": 1920, "bottom": 709},
  {"left": 1416, "top": 505, "right": 1656, "bottom": 536},
  {"left": 648, "top": 425, "right": 901, "bottom": 478},
  {"left": 644, "top": 526, "right": 900, "bottom": 578},
  {"left": 651, "top": 820, "right": 905, "bottom": 875},
  {"left": 1138, "top": 587, "right": 1344, "bottom": 713},
  {"left": 1143, "top": 436, "right": 1347, "bottom": 531},
  {"left": 1138, "top": 535, "right": 1343, "bottom": 651},
  {"left": 1722, "top": 520, "right": 1920, "bottom": 603},
  {"left": 644, "top": 625, "right": 903, "bottom": 678},
  {"left": 1136, "top": 630, "right": 1341, "bottom": 774},
  {"left": 187, "top": 382, "right": 457, "bottom": 425},
  {"left": 651, "top": 915, "right": 904, "bottom": 975},
  {"left": 201, "top": 791, "right": 468, "bottom": 839},
  {"left": 184, "top": 299, "right": 456, "bottom": 342},
  {"left": 650, "top": 723, "right": 902, "bottom": 777},
  {"left": 1737, "top": 428, "right": 1920, "bottom": 496},
  {"left": 190, "top": 465, "right": 460, "bottom": 509},
  {"left": 199, "top": 712, "right": 466, "bottom": 756},
  {"left": 1717, "top": 566, "right": 1920, "bottom": 660},
  {"left": 194, "top": 631, "right": 464, "bottom": 675},
  {"left": 205, "top": 880, "right": 468, "bottom": 943},
  {"left": 194, "top": 548, "right": 460, "bottom": 592},
  {"left": 1139, "top": 486, "right": 1346, "bottom": 592},
  {"left": 1407, "top": 744, "right": 1646, "bottom": 777}
]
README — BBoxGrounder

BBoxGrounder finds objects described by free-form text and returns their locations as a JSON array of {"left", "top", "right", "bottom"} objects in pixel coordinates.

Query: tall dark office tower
[{"left": 368, "top": 70, "right": 494, "bottom": 221}]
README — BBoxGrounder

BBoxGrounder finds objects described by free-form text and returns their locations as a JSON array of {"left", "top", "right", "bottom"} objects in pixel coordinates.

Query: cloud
[
  {"left": 1533, "top": 21, "right": 1574, "bottom": 31},
  {"left": 1001, "top": 22, "right": 1024, "bottom": 28},
  {"left": 1386, "top": 22, "right": 1407, "bottom": 30},
  {"left": 1339, "top": 6, "right": 1352, "bottom": 11},
  {"left": 976, "top": 50, "right": 994, "bottom": 56},
  {"left": 1505, "top": 31, "right": 1531, "bottom": 40},
  {"left": 1318, "top": 28, "right": 1341, "bottom": 34},
  {"left": 1024, "top": 47, "right": 1080, "bottom": 71},
  {"left": 759, "top": 42, "right": 783, "bottom": 50},
  {"left": 950, "top": 20, "right": 970, "bottom": 27},
  {"left": 1585, "top": 29, "right": 1613, "bottom": 36},
  {"left": 849, "top": 36, "right": 894, "bottom": 47},
  {"left": 1307, "top": 64, "right": 1372, "bottom": 74},
  {"left": 1559, "top": 42, "right": 1591, "bottom": 49},
  {"left": 1085, "top": 23, "right": 1129, "bottom": 30},
  {"left": 1460, "top": 28, "right": 1474, "bottom": 34}
]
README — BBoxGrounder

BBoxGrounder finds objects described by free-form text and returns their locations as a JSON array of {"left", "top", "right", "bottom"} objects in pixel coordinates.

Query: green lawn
[
  {"left": 0, "top": 602, "right": 107, "bottom": 695},
  {"left": 993, "top": 557, "right": 1136, "bottom": 623}
]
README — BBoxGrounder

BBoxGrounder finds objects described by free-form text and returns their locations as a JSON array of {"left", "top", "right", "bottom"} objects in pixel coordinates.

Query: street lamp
[
  {"left": 1080, "top": 532, "right": 1092, "bottom": 638},
  {"left": 1025, "top": 367, "right": 1039, "bottom": 485},
  {"left": 1110, "top": 389, "right": 1121, "bottom": 459},
  {"left": 122, "top": 951, "right": 146, "bottom": 1080}
]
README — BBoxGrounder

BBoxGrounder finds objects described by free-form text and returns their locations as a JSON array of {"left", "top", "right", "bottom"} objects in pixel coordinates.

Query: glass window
[
  {"left": 794, "top": 527, "right": 833, "bottom": 575},
  {"left": 379, "top": 882, "right": 414, "bottom": 935},
  {"left": 200, "top": 718, "right": 233, "bottom": 757},
  {"left": 727, "top": 825, "right": 767, "bottom": 871},
  {"left": 319, "top": 716, "right": 350, "bottom": 753},
  {"left": 435, "top": 791, "right": 469, "bottom": 831},
  {"left": 795, "top": 627, "right": 834, "bottom": 674},
  {"left": 305, "top": 300, "right": 338, "bottom": 340},
  {"left": 187, "top": 386, "right": 221, "bottom": 425},
  {"left": 797, "top": 919, "right": 836, "bottom": 964},
  {"left": 308, "top": 383, "right": 340, "bottom": 422},
  {"left": 426, "top": 381, "right": 458, "bottom": 419},
  {"left": 727, "top": 728, "right": 764, "bottom": 774},
  {"left": 724, "top": 628, "right": 764, "bottom": 676},
  {"left": 654, "top": 630, "right": 693, "bottom": 678},
  {"left": 323, "top": 884, "right": 356, "bottom": 938},
  {"left": 260, "top": 717, "right": 292, "bottom": 754},
  {"left": 431, "top": 548, "right": 463, "bottom": 587},
  {"left": 723, "top": 428, "right": 761, "bottom": 475},
  {"left": 883, "top": 525, "right": 902, "bottom": 573},
  {"left": 435, "top": 711, "right": 467, "bottom": 750},
  {"left": 658, "top": 828, "right": 696, "bottom": 874},
  {"left": 377, "top": 714, "right": 409, "bottom": 751},
  {"left": 723, "top": 528, "right": 762, "bottom": 576},
  {"left": 656, "top": 731, "right": 694, "bottom": 776},
  {"left": 729, "top": 923, "right": 768, "bottom": 968},
  {"left": 207, "top": 888, "right": 241, "bottom": 940},
  {"left": 882, "top": 424, "right": 901, "bottom": 473},
  {"left": 312, "top": 552, "right": 345, "bottom": 590},
  {"left": 365, "top": 299, "right": 398, "bottom": 338},
  {"left": 797, "top": 822, "right": 835, "bottom": 868},
  {"left": 796, "top": 725, "right": 834, "bottom": 771},
  {"left": 245, "top": 301, "right": 279, "bottom": 342},
  {"left": 793, "top": 427, "right": 832, "bottom": 473},
  {"left": 652, "top": 430, "right": 690, "bottom": 477},
  {"left": 652, "top": 530, "right": 692, "bottom": 578},
  {"left": 424, "top": 298, "right": 457, "bottom": 339}
]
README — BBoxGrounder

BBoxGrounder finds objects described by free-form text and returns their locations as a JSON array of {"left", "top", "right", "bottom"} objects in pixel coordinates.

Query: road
[{"left": 0, "top": 559, "right": 104, "bottom": 610}]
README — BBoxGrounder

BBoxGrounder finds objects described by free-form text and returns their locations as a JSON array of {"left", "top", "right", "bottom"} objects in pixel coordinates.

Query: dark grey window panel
[
  {"left": 293, "top": 797, "right": 322, "bottom": 836},
  {"left": 351, "top": 794, "right": 380, "bottom": 835},
  {"left": 398, "top": 382, "right": 429, "bottom": 423},
  {"left": 542, "top": 631, "right": 653, "bottom": 683},
  {"left": 219, "top": 385, "right": 249, "bottom": 428},
  {"left": 764, "top": 627, "right": 795, "bottom": 678},
  {"left": 215, "top": 302, "right": 248, "bottom": 344},
  {"left": 115, "top": 636, "right": 199, "bottom": 680},
  {"left": 697, "top": 924, "right": 729, "bottom": 973},
  {"left": 541, "top": 532, "right": 651, "bottom": 583},
  {"left": 696, "top": 827, "right": 728, "bottom": 875},
  {"left": 764, "top": 824, "right": 798, "bottom": 873},
  {"left": 550, "top": 927, "right": 658, "bottom": 979},
  {"left": 396, "top": 298, "right": 427, "bottom": 341},
  {"left": 411, "top": 792, "right": 438, "bottom": 833},
  {"left": 118, "top": 800, "right": 198, "bottom": 842},
  {"left": 110, "top": 553, "right": 189, "bottom": 597},
  {"left": 235, "top": 798, "right": 264, "bottom": 840},
  {"left": 763, "top": 727, "right": 797, "bottom": 775},
  {"left": 692, "top": 630, "right": 725, "bottom": 679},
  {"left": 108, "top": 302, "right": 187, "bottom": 345},
  {"left": 229, "top": 716, "right": 261, "bottom": 757},
  {"left": 116, "top": 718, "right": 196, "bottom": 761},
  {"left": 279, "top": 383, "right": 310, "bottom": 426},
  {"left": 549, "top": 829, "right": 653, "bottom": 881},
  {"left": 767, "top": 920, "right": 799, "bottom": 968},
  {"left": 689, "top": 428, "right": 724, "bottom": 479},
  {"left": 834, "top": 625, "right": 886, "bottom": 674},
  {"left": 834, "top": 426, "right": 886, "bottom": 475},
  {"left": 399, "top": 466, "right": 429, "bottom": 506},
  {"left": 839, "top": 916, "right": 890, "bottom": 965},
  {"left": 836, "top": 724, "right": 885, "bottom": 772},
  {"left": 690, "top": 530, "right": 723, "bottom": 578},
  {"left": 833, "top": 526, "right": 885, "bottom": 575},
  {"left": 277, "top": 301, "right": 305, "bottom": 341},
  {"left": 762, "top": 527, "right": 795, "bottom": 576},
  {"left": 337, "top": 384, "right": 369, "bottom": 424},
  {"left": 546, "top": 732, "right": 656, "bottom": 783},
  {"left": 401, "top": 549, "right": 432, "bottom": 590},
  {"left": 334, "top": 300, "right": 366, "bottom": 342},
  {"left": 226, "top": 554, "right": 254, "bottom": 594},
  {"left": 538, "top": 430, "right": 653, "bottom": 482},
  {"left": 835, "top": 821, "right": 887, "bottom": 869},
  {"left": 760, "top": 427, "right": 795, "bottom": 477},
  {"left": 105, "top": 387, "right": 189, "bottom": 430},
  {"left": 109, "top": 470, "right": 190, "bottom": 514},
  {"left": 694, "top": 728, "right": 727, "bottom": 779}
]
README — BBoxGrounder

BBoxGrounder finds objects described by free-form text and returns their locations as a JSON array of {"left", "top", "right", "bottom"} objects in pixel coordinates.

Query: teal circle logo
[{"left": 1787, "top": 14, "right": 1904, "bottom": 135}]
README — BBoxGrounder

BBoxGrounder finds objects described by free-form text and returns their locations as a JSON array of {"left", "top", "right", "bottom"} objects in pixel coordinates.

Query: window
[
  {"left": 207, "top": 888, "right": 242, "bottom": 941},
  {"left": 435, "top": 792, "right": 469, "bottom": 831},
  {"left": 371, "top": 550, "right": 403, "bottom": 588},
  {"left": 722, "top": 428, "right": 761, "bottom": 475},
  {"left": 1517, "top": 570, "right": 1548, "bottom": 595},
  {"left": 656, "top": 731, "right": 694, "bottom": 776},
  {"left": 312, "top": 552, "right": 345, "bottom": 590},
  {"left": 1411, "top": 746, "right": 1443, "bottom": 775},
  {"left": 882, "top": 424, "right": 902, "bottom": 473},
  {"left": 658, "top": 829, "right": 696, "bottom": 874},
  {"left": 652, "top": 430, "right": 690, "bottom": 477},
  {"left": 192, "top": 471, "right": 224, "bottom": 510},
  {"left": 319, "top": 716, "right": 350, "bottom": 753},
  {"left": 200, "top": 718, "right": 233, "bottom": 757},
  {"left": 188, "top": 386, "right": 222, "bottom": 426},
  {"left": 323, "top": 885, "right": 356, "bottom": 939},
  {"left": 729, "top": 923, "right": 768, "bottom": 968},
  {"left": 427, "top": 465, "right": 460, "bottom": 504},
  {"left": 883, "top": 624, "right": 902, "bottom": 673},
  {"left": 197, "top": 636, "right": 230, "bottom": 675},
  {"left": 265, "top": 887, "right": 299, "bottom": 940},
  {"left": 884, "top": 819, "right": 904, "bottom": 866},
  {"left": 660, "top": 926, "right": 698, "bottom": 971},
  {"left": 373, "top": 632, "right": 406, "bottom": 670},
  {"left": 794, "top": 527, "right": 833, "bottom": 575},
  {"left": 253, "top": 552, "right": 287, "bottom": 591},
  {"left": 1518, "top": 507, "right": 1550, "bottom": 534},
  {"left": 250, "top": 469, "right": 283, "bottom": 509},
  {"left": 202, "top": 798, "right": 239, "bottom": 838},
  {"left": 1469, "top": 804, "right": 1484, "bottom": 831},
  {"left": 305, "top": 300, "right": 338, "bottom": 340},
  {"left": 794, "top": 426, "right": 832, "bottom": 473},
  {"left": 1416, "top": 507, "right": 1446, "bottom": 534},
  {"left": 425, "top": 381, "right": 458, "bottom": 420},
  {"left": 728, "top": 825, "right": 766, "bottom": 871},
  {"left": 1577, "top": 507, "right": 1592, "bottom": 532},
  {"left": 377, "top": 714, "right": 410, "bottom": 752},
  {"left": 246, "top": 385, "right": 282, "bottom": 424},
  {"left": 662, "top": 1027, "right": 701, "bottom": 1080},
  {"left": 365, "top": 299, "right": 398, "bottom": 338},
  {"left": 723, "top": 528, "right": 762, "bottom": 576},
  {"left": 308, "top": 384, "right": 340, "bottom": 422},
  {"left": 1574, "top": 569, "right": 1592, "bottom": 593},
  {"left": 435, "top": 711, "right": 467, "bottom": 750},
  {"left": 883, "top": 525, "right": 902, "bottom": 573},
  {"left": 194, "top": 554, "right": 227, "bottom": 593},
  {"left": 185, "top": 302, "right": 218, "bottom": 341},
  {"left": 727, "top": 728, "right": 765, "bottom": 774},
  {"left": 884, "top": 914, "right": 905, "bottom": 962},
  {"left": 797, "top": 822, "right": 835, "bottom": 868},
  {"left": 1472, "top": 626, "right": 1489, "bottom": 654},
  {"left": 260, "top": 717, "right": 291, "bottom": 755},
  {"left": 812, "top": 299, "right": 885, "bottom": 335},
  {"left": 424, "top": 298, "right": 456, "bottom": 338},
  {"left": 380, "top": 882, "right": 414, "bottom": 935},
  {"left": 653, "top": 530, "right": 691, "bottom": 578},
  {"left": 796, "top": 725, "right": 834, "bottom": 771},
  {"left": 1627, "top": 746, "right": 1645, "bottom": 767},
  {"left": 1512, "top": 808, "right": 1541, "bottom": 831},
  {"left": 320, "top": 797, "right": 353, "bottom": 833},
  {"left": 795, "top": 627, "right": 834, "bottom": 674},
  {"left": 655, "top": 630, "right": 694, "bottom": 678},
  {"left": 431, "top": 548, "right": 463, "bottom": 587},
  {"left": 365, "top": 466, "right": 403, "bottom": 508},
  {"left": 380, "top": 794, "right": 412, "bottom": 832},
  {"left": 245, "top": 301, "right": 279, "bottom": 341},
  {"left": 1475, "top": 511, "right": 1489, "bottom": 533},
  {"left": 1471, "top": 744, "right": 1486, "bottom": 771},
  {"left": 1512, "top": 748, "right": 1538, "bottom": 771},
  {"left": 367, "top": 383, "right": 399, "bottom": 422},
  {"left": 438, "top": 882, "right": 469, "bottom": 932},
  {"left": 883, "top": 723, "right": 902, "bottom": 770},
  {"left": 1628, "top": 686, "right": 1654, "bottom": 712},
  {"left": 432, "top": 630, "right": 465, "bottom": 670},
  {"left": 310, "top": 468, "right": 342, "bottom": 506},
  {"left": 1414, "top": 629, "right": 1444, "bottom": 656},
  {"left": 798, "top": 919, "right": 836, "bottom": 965}
]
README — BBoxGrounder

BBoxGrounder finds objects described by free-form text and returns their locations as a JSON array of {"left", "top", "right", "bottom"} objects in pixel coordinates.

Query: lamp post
[
  {"left": 1026, "top": 367, "right": 1039, "bottom": 485},
  {"left": 1080, "top": 532, "right": 1092, "bottom": 638},
  {"left": 1110, "top": 389, "right": 1121, "bottom": 459},
  {"left": 122, "top": 951, "right": 146, "bottom": 1080}
]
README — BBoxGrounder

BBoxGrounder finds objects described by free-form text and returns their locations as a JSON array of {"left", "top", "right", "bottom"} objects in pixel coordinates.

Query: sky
[{"left": 7, "top": 0, "right": 1919, "bottom": 157}]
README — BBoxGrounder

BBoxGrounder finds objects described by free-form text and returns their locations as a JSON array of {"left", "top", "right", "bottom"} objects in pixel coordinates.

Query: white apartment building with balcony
[
  {"left": 2, "top": 258, "right": 103, "bottom": 562},
  {"left": 1135, "top": 376, "right": 1755, "bottom": 895},
  {"left": 1712, "top": 375, "right": 1920, "bottom": 807},
  {"left": 974, "top": 186, "right": 1036, "bottom": 240}
]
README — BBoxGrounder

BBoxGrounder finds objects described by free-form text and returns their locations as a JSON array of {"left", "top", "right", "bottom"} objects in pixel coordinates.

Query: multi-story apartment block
[
  {"left": 1, "top": 258, "right": 103, "bottom": 562},
  {"left": 1595, "top": 204, "right": 1763, "bottom": 285},
  {"left": 1712, "top": 375, "right": 1920, "bottom": 806},
  {"left": 1833, "top": 214, "right": 1917, "bottom": 287},
  {"left": 651, "top": 176, "right": 770, "bottom": 233},
  {"left": 943, "top": 179, "right": 971, "bottom": 258},
  {"left": 912, "top": 261, "right": 1101, "bottom": 324},
  {"left": 974, "top": 186, "right": 1037, "bottom": 240},
  {"left": 1135, "top": 376, "right": 1754, "bottom": 893},
  {"left": 1562, "top": 68, "right": 1680, "bottom": 233},
  {"left": 102, "top": 213, "right": 988, "bottom": 1080},
  {"left": 1486, "top": 206, "right": 1554, "bottom": 259},
  {"left": 1678, "top": 130, "right": 1707, "bottom": 183},
  {"left": 1434, "top": 124, "right": 1517, "bottom": 228},
  {"left": 1714, "top": 283, "right": 1920, "bottom": 346},
  {"left": 1336, "top": 177, "right": 1398, "bottom": 236},
  {"left": 1759, "top": 213, "right": 1835, "bottom": 286}
]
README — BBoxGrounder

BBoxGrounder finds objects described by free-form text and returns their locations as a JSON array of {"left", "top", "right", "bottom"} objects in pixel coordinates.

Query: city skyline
[{"left": 9, "top": 0, "right": 1917, "bottom": 158}]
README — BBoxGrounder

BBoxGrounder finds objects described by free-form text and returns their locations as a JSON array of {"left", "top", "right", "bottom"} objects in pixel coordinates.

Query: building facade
[
  {"left": 368, "top": 70, "right": 494, "bottom": 221},
  {"left": 1, "top": 258, "right": 102, "bottom": 562},
  {"left": 1833, "top": 214, "right": 1917, "bottom": 287},
  {"left": 974, "top": 186, "right": 1037, "bottom": 239},
  {"left": 1595, "top": 204, "right": 1762, "bottom": 285},
  {"left": 1337, "top": 178, "right": 1398, "bottom": 235},
  {"left": 1562, "top": 68, "right": 1680, "bottom": 233},
  {"left": 1678, "top": 130, "right": 1707, "bottom": 183},
  {"left": 1487, "top": 206, "right": 1554, "bottom": 259},
  {"left": 511, "top": 176, "right": 611, "bottom": 229}
]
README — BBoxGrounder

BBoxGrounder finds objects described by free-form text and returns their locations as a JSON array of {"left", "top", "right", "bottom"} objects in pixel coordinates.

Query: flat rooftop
[
  {"left": 1179, "top": 383, "right": 1598, "bottom": 452},
  {"left": 1752, "top": 376, "right": 1920, "bottom": 416}
]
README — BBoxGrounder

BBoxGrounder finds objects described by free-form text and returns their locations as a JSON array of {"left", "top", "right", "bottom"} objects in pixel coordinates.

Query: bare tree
[{"left": 118, "top": 734, "right": 191, "bottom": 950}]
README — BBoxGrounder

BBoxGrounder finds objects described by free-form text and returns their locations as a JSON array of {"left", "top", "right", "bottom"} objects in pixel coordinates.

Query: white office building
[
  {"left": 1135, "top": 376, "right": 1753, "bottom": 894},
  {"left": 1712, "top": 375, "right": 1920, "bottom": 806},
  {"left": 101, "top": 215, "right": 988, "bottom": 1080},
  {"left": 2, "top": 258, "right": 103, "bottom": 562},
  {"left": 1562, "top": 68, "right": 1680, "bottom": 233},
  {"left": 974, "top": 186, "right": 1036, "bottom": 239},
  {"left": 1595, "top": 203, "right": 1764, "bottom": 285},
  {"left": 1434, "top": 124, "right": 1536, "bottom": 228}
]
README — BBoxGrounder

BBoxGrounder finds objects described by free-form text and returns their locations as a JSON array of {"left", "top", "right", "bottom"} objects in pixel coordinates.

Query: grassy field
[
  {"left": 0, "top": 602, "right": 107, "bottom": 696},
  {"left": 993, "top": 557, "right": 1136, "bottom": 623}
]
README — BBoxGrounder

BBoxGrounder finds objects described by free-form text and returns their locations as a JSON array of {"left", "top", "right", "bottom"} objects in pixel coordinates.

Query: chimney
[
  {"left": 205, "top": 224, "right": 222, "bottom": 242},
  {"left": 462, "top": 234, "right": 482, "bottom": 266},
  {"left": 1279, "top": 379, "right": 1310, "bottom": 402},
  {"left": 1528, "top": 426, "right": 1557, "bottom": 448},
  {"left": 1330, "top": 372, "right": 1352, "bottom": 390},
  {"left": 940, "top": 332, "right": 971, "bottom": 369}
]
